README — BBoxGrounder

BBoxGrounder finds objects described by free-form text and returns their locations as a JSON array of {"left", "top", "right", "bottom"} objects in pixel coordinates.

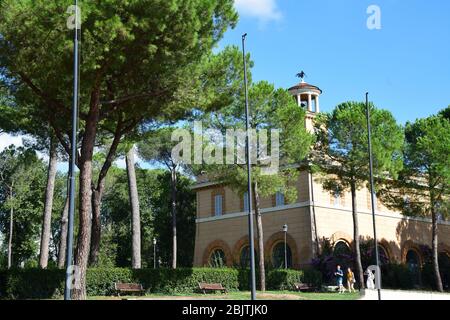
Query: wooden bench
[
  {"left": 198, "top": 282, "right": 227, "bottom": 294},
  {"left": 293, "top": 282, "right": 315, "bottom": 292},
  {"left": 114, "top": 282, "right": 145, "bottom": 296}
]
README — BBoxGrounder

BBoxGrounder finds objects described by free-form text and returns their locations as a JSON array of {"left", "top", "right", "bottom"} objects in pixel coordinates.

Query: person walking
[
  {"left": 346, "top": 267, "right": 356, "bottom": 293},
  {"left": 334, "top": 265, "right": 345, "bottom": 293}
]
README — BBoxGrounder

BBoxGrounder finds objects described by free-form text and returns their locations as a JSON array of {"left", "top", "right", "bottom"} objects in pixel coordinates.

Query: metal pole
[
  {"left": 64, "top": 0, "right": 79, "bottom": 300},
  {"left": 242, "top": 33, "right": 257, "bottom": 300},
  {"left": 284, "top": 231, "right": 287, "bottom": 269},
  {"left": 366, "top": 92, "right": 381, "bottom": 301},
  {"left": 153, "top": 238, "right": 156, "bottom": 269}
]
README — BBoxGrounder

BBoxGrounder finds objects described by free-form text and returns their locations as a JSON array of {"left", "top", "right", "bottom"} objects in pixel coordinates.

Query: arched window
[
  {"left": 239, "top": 245, "right": 258, "bottom": 268},
  {"left": 209, "top": 249, "right": 226, "bottom": 268},
  {"left": 334, "top": 241, "right": 351, "bottom": 256},
  {"left": 272, "top": 242, "right": 292, "bottom": 269},
  {"left": 439, "top": 252, "right": 450, "bottom": 290},
  {"left": 406, "top": 249, "right": 421, "bottom": 285},
  {"left": 332, "top": 240, "right": 353, "bottom": 268},
  {"left": 377, "top": 245, "right": 390, "bottom": 265},
  {"left": 367, "top": 244, "right": 390, "bottom": 266}
]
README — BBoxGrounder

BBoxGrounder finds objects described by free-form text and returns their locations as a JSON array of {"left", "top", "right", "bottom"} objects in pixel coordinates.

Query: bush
[
  {"left": 1, "top": 268, "right": 65, "bottom": 299},
  {"left": 0, "top": 267, "right": 322, "bottom": 299},
  {"left": 381, "top": 263, "right": 415, "bottom": 290},
  {"left": 267, "top": 269, "right": 322, "bottom": 290}
]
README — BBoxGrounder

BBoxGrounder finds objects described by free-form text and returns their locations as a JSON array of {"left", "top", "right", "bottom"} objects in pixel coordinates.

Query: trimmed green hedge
[
  {"left": 0, "top": 267, "right": 321, "bottom": 299},
  {"left": 381, "top": 263, "right": 415, "bottom": 290},
  {"left": 267, "top": 269, "right": 322, "bottom": 290}
]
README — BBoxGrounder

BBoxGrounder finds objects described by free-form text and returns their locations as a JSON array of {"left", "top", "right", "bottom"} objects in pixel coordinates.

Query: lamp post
[
  {"left": 153, "top": 237, "right": 157, "bottom": 269},
  {"left": 366, "top": 92, "right": 381, "bottom": 301},
  {"left": 64, "top": 0, "right": 80, "bottom": 301},
  {"left": 282, "top": 224, "right": 288, "bottom": 269},
  {"left": 242, "top": 33, "right": 257, "bottom": 301}
]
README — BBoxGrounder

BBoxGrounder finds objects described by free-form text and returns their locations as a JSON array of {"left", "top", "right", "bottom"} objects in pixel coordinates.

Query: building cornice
[{"left": 195, "top": 201, "right": 450, "bottom": 226}]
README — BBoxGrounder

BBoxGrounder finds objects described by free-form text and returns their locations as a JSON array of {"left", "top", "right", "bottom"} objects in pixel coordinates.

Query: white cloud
[
  {"left": 234, "top": 0, "right": 282, "bottom": 22},
  {"left": 0, "top": 133, "right": 23, "bottom": 151}
]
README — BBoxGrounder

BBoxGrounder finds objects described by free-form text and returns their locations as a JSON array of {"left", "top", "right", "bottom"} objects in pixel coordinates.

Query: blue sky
[
  {"left": 1, "top": 0, "right": 449, "bottom": 167},
  {"left": 222, "top": 0, "right": 450, "bottom": 124}
]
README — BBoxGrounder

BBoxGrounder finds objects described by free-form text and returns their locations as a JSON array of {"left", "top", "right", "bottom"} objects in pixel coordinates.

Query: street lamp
[
  {"left": 153, "top": 237, "right": 157, "bottom": 269},
  {"left": 242, "top": 33, "right": 257, "bottom": 301},
  {"left": 64, "top": 0, "right": 80, "bottom": 301},
  {"left": 282, "top": 224, "right": 288, "bottom": 269},
  {"left": 366, "top": 92, "right": 381, "bottom": 300}
]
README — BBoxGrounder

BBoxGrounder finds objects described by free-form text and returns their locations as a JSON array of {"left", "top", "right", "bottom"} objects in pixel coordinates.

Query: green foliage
[
  {"left": 0, "top": 267, "right": 322, "bottom": 299},
  {"left": 381, "top": 114, "right": 450, "bottom": 218},
  {"left": 0, "top": 268, "right": 322, "bottom": 299},
  {"left": 380, "top": 263, "right": 415, "bottom": 290},
  {"left": 438, "top": 105, "right": 450, "bottom": 120},
  {"left": 1, "top": 268, "right": 65, "bottom": 299},
  {"left": 313, "top": 101, "right": 404, "bottom": 193},
  {"left": 97, "top": 167, "right": 195, "bottom": 268},
  {"left": 151, "top": 171, "right": 196, "bottom": 267},
  {"left": 267, "top": 269, "right": 323, "bottom": 290},
  {"left": 196, "top": 80, "right": 314, "bottom": 200},
  {"left": 0, "top": 146, "right": 47, "bottom": 267}
]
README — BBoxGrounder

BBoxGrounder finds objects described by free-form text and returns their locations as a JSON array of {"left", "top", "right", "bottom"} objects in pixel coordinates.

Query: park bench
[
  {"left": 293, "top": 282, "right": 315, "bottom": 292},
  {"left": 198, "top": 282, "right": 227, "bottom": 294},
  {"left": 114, "top": 282, "right": 145, "bottom": 296}
]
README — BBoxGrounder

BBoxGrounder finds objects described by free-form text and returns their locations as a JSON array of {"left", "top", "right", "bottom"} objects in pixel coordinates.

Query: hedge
[
  {"left": 380, "top": 263, "right": 415, "bottom": 290},
  {"left": 0, "top": 267, "right": 322, "bottom": 299}
]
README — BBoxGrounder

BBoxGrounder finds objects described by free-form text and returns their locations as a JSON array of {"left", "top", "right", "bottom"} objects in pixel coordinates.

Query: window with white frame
[
  {"left": 214, "top": 194, "right": 223, "bottom": 216},
  {"left": 275, "top": 191, "right": 285, "bottom": 207},
  {"left": 243, "top": 191, "right": 249, "bottom": 212},
  {"left": 333, "top": 190, "right": 340, "bottom": 207}
]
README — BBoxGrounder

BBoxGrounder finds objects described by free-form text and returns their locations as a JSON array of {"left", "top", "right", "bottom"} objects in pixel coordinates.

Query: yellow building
[{"left": 192, "top": 80, "right": 450, "bottom": 275}]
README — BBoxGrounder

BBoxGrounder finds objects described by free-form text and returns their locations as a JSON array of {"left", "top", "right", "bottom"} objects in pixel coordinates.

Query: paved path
[{"left": 360, "top": 289, "right": 450, "bottom": 300}]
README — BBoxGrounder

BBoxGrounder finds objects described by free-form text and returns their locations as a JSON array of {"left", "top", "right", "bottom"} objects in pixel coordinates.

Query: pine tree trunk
[
  {"left": 58, "top": 196, "right": 69, "bottom": 268},
  {"left": 89, "top": 185, "right": 104, "bottom": 266},
  {"left": 126, "top": 147, "right": 141, "bottom": 269},
  {"left": 170, "top": 168, "right": 177, "bottom": 269},
  {"left": 89, "top": 131, "right": 122, "bottom": 267},
  {"left": 351, "top": 180, "right": 365, "bottom": 289},
  {"left": 39, "top": 138, "right": 58, "bottom": 269},
  {"left": 253, "top": 181, "right": 266, "bottom": 292},
  {"left": 7, "top": 187, "right": 13, "bottom": 269},
  {"left": 72, "top": 106, "right": 98, "bottom": 300},
  {"left": 430, "top": 192, "right": 443, "bottom": 292}
]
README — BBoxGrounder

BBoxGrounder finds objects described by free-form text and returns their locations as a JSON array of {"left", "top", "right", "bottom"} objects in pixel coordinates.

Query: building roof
[{"left": 288, "top": 82, "right": 322, "bottom": 94}]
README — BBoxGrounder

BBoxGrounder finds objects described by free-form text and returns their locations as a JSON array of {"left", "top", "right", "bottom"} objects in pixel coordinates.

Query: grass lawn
[{"left": 89, "top": 291, "right": 361, "bottom": 301}]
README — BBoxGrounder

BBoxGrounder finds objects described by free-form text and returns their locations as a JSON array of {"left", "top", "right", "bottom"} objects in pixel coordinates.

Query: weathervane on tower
[{"left": 296, "top": 70, "right": 307, "bottom": 83}]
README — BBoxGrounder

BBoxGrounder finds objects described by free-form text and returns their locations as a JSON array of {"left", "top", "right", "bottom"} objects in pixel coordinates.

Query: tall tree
[
  {"left": 152, "top": 171, "right": 196, "bottom": 268},
  {"left": 438, "top": 105, "right": 450, "bottom": 120},
  {"left": 57, "top": 196, "right": 70, "bottom": 268},
  {"left": 0, "top": 0, "right": 238, "bottom": 299},
  {"left": 125, "top": 146, "right": 141, "bottom": 269},
  {"left": 381, "top": 114, "right": 450, "bottom": 292},
  {"left": 138, "top": 128, "right": 182, "bottom": 268},
  {"left": 38, "top": 137, "right": 58, "bottom": 268},
  {"left": 313, "top": 102, "right": 404, "bottom": 289},
  {"left": 0, "top": 146, "right": 46, "bottom": 268},
  {"left": 195, "top": 81, "right": 314, "bottom": 291}
]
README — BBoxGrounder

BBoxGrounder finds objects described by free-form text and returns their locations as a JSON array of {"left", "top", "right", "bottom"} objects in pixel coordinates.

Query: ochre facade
[
  {"left": 192, "top": 80, "right": 450, "bottom": 270},
  {"left": 193, "top": 170, "right": 450, "bottom": 268}
]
